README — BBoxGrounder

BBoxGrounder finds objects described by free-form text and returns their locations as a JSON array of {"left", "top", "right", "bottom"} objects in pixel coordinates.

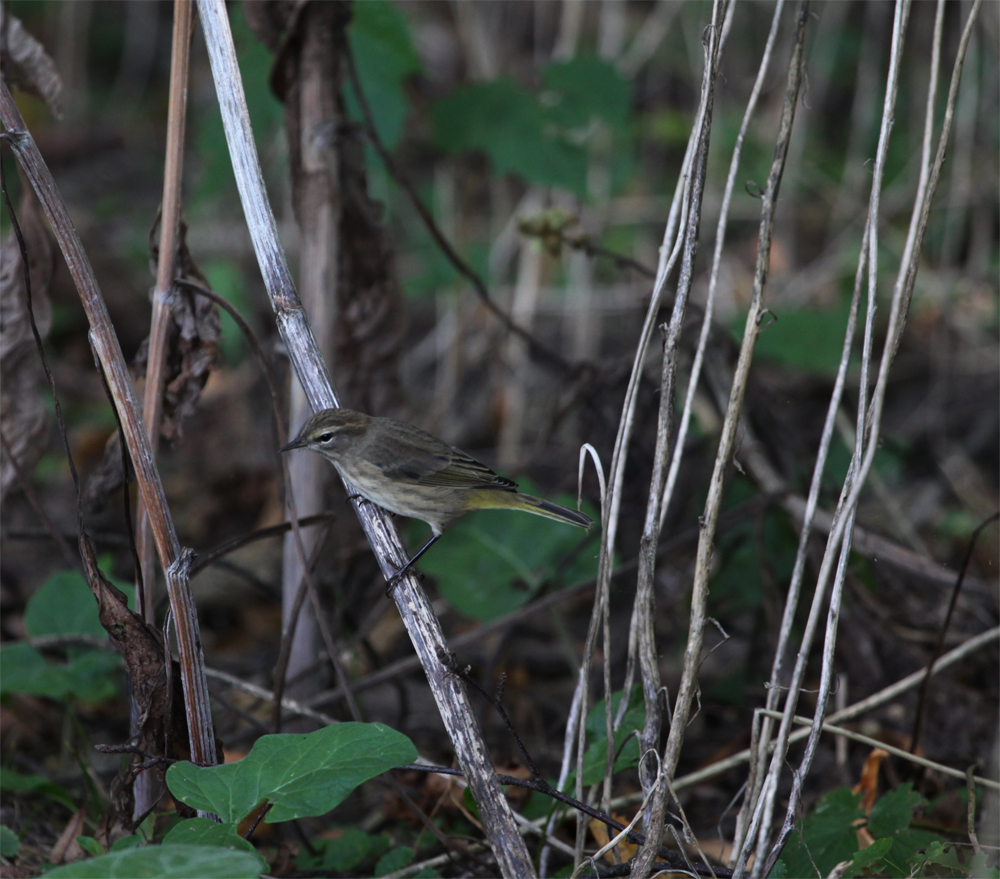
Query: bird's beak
[{"left": 279, "top": 436, "right": 306, "bottom": 453}]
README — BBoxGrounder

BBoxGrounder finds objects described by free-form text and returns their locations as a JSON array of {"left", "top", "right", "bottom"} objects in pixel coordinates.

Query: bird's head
[{"left": 279, "top": 408, "right": 370, "bottom": 457}]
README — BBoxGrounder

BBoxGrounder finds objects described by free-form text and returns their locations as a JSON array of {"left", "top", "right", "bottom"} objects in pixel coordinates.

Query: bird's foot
[{"left": 385, "top": 563, "right": 423, "bottom": 596}]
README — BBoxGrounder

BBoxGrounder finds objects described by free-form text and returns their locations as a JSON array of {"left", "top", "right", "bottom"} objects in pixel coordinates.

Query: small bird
[{"left": 280, "top": 408, "right": 592, "bottom": 584}]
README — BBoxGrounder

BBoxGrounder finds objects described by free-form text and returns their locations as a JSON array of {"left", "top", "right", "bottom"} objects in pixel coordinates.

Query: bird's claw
[{"left": 384, "top": 564, "right": 423, "bottom": 596}]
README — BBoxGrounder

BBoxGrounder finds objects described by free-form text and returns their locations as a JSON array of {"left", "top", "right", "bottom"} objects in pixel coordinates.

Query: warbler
[{"left": 280, "top": 408, "right": 592, "bottom": 583}]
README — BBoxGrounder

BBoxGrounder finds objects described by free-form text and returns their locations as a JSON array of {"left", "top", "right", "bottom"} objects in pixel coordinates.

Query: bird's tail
[{"left": 485, "top": 491, "right": 592, "bottom": 529}]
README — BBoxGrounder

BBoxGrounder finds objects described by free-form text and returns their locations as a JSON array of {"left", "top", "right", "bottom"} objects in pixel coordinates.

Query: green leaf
[
  {"left": 733, "top": 299, "right": 855, "bottom": 375},
  {"left": 0, "top": 642, "right": 121, "bottom": 702},
  {"left": 0, "top": 768, "right": 76, "bottom": 812},
  {"left": 76, "top": 836, "right": 103, "bottom": 857},
  {"left": 109, "top": 836, "right": 142, "bottom": 853},
  {"left": 579, "top": 689, "right": 644, "bottom": 786},
  {"left": 0, "top": 825, "right": 20, "bottom": 858},
  {"left": 23, "top": 569, "right": 132, "bottom": 640},
  {"left": 297, "top": 828, "right": 389, "bottom": 872},
  {"left": 878, "top": 828, "right": 947, "bottom": 879},
  {"left": 849, "top": 836, "right": 892, "bottom": 871},
  {"left": 351, "top": 0, "right": 420, "bottom": 75},
  {"left": 166, "top": 723, "right": 417, "bottom": 824},
  {"left": 766, "top": 859, "right": 788, "bottom": 878},
  {"left": 0, "top": 642, "right": 73, "bottom": 698},
  {"left": 39, "top": 844, "right": 263, "bottom": 878},
  {"left": 163, "top": 819, "right": 266, "bottom": 871},
  {"left": 540, "top": 56, "right": 631, "bottom": 132},
  {"left": 778, "top": 787, "right": 863, "bottom": 879},
  {"left": 912, "top": 840, "right": 1000, "bottom": 878},
  {"left": 868, "top": 783, "right": 925, "bottom": 837},
  {"left": 420, "top": 493, "right": 596, "bottom": 622},
  {"left": 375, "top": 846, "right": 414, "bottom": 877},
  {"left": 9, "top": 566, "right": 130, "bottom": 702},
  {"left": 62, "top": 650, "right": 124, "bottom": 703},
  {"left": 429, "top": 79, "right": 587, "bottom": 193},
  {"left": 347, "top": 0, "right": 420, "bottom": 150}
]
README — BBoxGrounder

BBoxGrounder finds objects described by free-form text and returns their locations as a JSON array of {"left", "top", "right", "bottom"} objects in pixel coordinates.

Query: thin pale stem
[{"left": 195, "top": 2, "right": 534, "bottom": 872}]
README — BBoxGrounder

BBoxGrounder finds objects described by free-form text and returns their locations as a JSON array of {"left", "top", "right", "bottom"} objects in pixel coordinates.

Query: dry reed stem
[
  {"left": 629, "top": 2, "right": 728, "bottom": 875},
  {"left": 659, "top": 0, "right": 785, "bottom": 535},
  {"left": 130, "top": 0, "right": 196, "bottom": 819},
  {"left": 194, "top": 1, "right": 534, "bottom": 873},
  {"left": 137, "top": 0, "right": 194, "bottom": 622},
  {"left": 759, "top": 7, "right": 986, "bottom": 873},
  {"left": 646, "top": 4, "right": 809, "bottom": 873},
  {"left": 557, "top": 94, "right": 693, "bottom": 875},
  {"left": 739, "top": 0, "right": 915, "bottom": 868},
  {"left": 732, "top": 1, "right": 985, "bottom": 872}
]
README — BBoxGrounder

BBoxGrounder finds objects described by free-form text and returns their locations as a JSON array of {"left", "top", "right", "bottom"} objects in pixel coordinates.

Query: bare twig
[
  {"left": 662, "top": 5, "right": 810, "bottom": 875},
  {"left": 756, "top": 710, "right": 1000, "bottom": 792},
  {"left": 195, "top": 2, "right": 535, "bottom": 872},
  {"left": 188, "top": 514, "right": 334, "bottom": 576},
  {"left": 170, "top": 276, "right": 363, "bottom": 728},
  {"left": 967, "top": 766, "right": 983, "bottom": 855},
  {"left": 202, "top": 666, "right": 337, "bottom": 727},
  {"left": 909, "top": 511, "right": 998, "bottom": 754},
  {"left": 343, "top": 42, "right": 571, "bottom": 375},
  {"left": 606, "top": 624, "right": 1000, "bottom": 797},
  {"left": 392, "top": 761, "right": 731, "bottom": 878},
  {"left": 630, "top": 5, "right": 729, "bottom": 876}
]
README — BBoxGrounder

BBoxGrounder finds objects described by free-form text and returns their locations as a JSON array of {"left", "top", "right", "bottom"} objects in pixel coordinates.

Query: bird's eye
[{"left": 318, "top": 432, "right": 334, "bottom": 443}]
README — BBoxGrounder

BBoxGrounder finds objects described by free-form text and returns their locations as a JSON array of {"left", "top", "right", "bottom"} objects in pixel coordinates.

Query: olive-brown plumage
[{"left": 280, "top": 408, "right": 591, "bottom": 581}]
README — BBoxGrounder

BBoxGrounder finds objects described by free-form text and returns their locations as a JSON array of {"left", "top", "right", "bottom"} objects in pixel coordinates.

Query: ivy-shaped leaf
[
  {"left": 39, "top": 844, "right": 263, "bottom": 878},
  {"left": 778, "top": 787, "right": 863, "bottom": 879},
  {"left": 166, "top": 723, "right": 417, "bottom": 824}
]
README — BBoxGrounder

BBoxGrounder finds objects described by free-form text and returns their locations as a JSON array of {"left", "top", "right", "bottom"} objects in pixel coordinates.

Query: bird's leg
[{"left": 385, "top": 534, "right": 441, "bottom": 593}]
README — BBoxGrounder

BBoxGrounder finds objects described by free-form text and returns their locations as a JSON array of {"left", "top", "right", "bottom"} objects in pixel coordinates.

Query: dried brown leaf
[
  {"left": 145, "top": 217, "right": 221, "bottom": 443},
  {"left": 0, "top": 9, "right": 64, "bottom": 118}
]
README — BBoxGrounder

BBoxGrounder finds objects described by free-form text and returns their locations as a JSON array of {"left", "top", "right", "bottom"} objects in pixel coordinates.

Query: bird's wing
[{"left": 382, "top": 448, "right": 517, "bottom": 491}]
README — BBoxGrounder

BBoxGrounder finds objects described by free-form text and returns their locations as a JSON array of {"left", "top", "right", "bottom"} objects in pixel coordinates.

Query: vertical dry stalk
[
  {"left": 666, "top": 0, "right": 809, "bottom": 812},
  {"left": 566, "top": 165, "right": 689, "bottom": 869},
  {"left": 660, "top": 0, "right": 784, "bottom": 532},
  {"left": 756, "top": 2, "right": 984, "bottom": 874},
  {"left": 0, "top": 83, "right": 218, "bottom": 771},
  {"left": 731, "top": 215, "right": 869, "bottom": 861},
  {"left": 628, "top": 3, "right": 728, "bottom": 876},
  {"left": 733, "top": 0, "right": 983, "bottom": 873},
  {"left": 547, "top": 4, "right": 731, "bottom": 872},
  {"left": 276, "top": 0, "right": 343, "bottom": 713},
  {"left": 131, "top": 0, "right": 202, "bottom": 819},
  {"left": 741, "top": 0, "right": 913, "bottom": 868},
  {"left": 137, "top": 0, "right": 194, "bottom": 622},
  {"left": 195, "top": 1, "right": 534, "bottom": 873}
]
